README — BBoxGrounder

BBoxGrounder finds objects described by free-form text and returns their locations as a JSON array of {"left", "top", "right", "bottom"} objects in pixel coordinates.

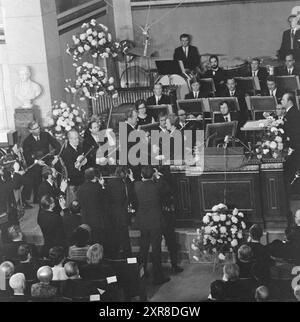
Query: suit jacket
[
  {"left": 134, "top": 179, "right": 170, "bottom": 230},
  {"left": 214, "top": 112, "right": 240, "bottom": 123},
  {"left": 62, "top": 212, "right": 82, "bottom": 246},
  {"left": 106, "top": 177, "right": 135, "bottom": 227},
  {"left": 23, "top": 132, "right": 60, "bottom": 166},
  {"left": 82, "top": 132, "right": 98, "bottom": 168},
  {"left": 61, "top": 143, "right": 84, "bottom": 186},
  {"left": 173, "top": 45, "right": 200, "bottom": 71},
  {"left": 203, "top": 68, "right": 227, "bottom": 88},
  {"left": 37, "top": 209, "right": 65, "bottom": 250},
  {"left": 146, "top": 94, "right": 171, "bottom": 106},
  {"left": 275, "top": 66, "right": 300, "bottom": 77},
  {"left": 184, "top": 91, "right": 210, "bottom": 99},
  {"left": 78, "top": 181, "right": 107, "bottom": 232},
  {"left": 245, "top": 67, "right": 269, "bottom": 83},
  {"left": 261, "top": 87, "right": 285, "bottom": 102},
  {"left": 278, "top": 29, "right": 300, "bottom": 61},
  {"left": 283, "top": 106, "right": 300, "bottom": 150}
]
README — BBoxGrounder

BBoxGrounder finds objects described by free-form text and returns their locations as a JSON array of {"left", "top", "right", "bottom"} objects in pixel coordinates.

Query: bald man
[{"left": 61, "top": 130, "right": 85, "bottom": 204}]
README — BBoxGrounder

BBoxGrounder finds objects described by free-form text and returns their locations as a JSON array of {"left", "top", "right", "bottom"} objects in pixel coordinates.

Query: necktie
[
  {"left": 252, "top": 71, "right": 256, "bottom": 77},
  {"left": 184, "top": 47, "right": 188, "bottom": 58},
  {"left": 289, "top": 69, "right": 292, "bottom": 75},
  {"left": 224, "top": 116, "right": 228, "bottom": 122},
  {"left": 230, "top": 91, "right": 234, "bottom": 97},
  {"left": 194, "top": 92, "right": 197, "bottom": 99},
  {"left": 291, "top": 30, "right": 295, "bottom": 50}
]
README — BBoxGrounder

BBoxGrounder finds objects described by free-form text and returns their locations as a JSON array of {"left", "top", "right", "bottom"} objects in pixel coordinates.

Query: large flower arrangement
[
  {"left": 66, "top": 19, "right": 122, "bottom": 61},
  {"left": 254, "top": 116, "right": 288, "bottom": 160},
  {"left": 47, "top": 101, "right": 87, "bottom": 140},
  {"left": 65, "top": 62, "right": 118, "bottom": 101},
  {"left": 192, "top": 203, "right": 246, "bottom": 261}
]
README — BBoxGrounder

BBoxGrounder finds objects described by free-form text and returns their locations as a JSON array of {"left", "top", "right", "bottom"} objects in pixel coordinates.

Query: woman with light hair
[
  {"left": 8, "top": 273, "right": 27, "bottom": 302},
  {"left": 79, "top": 244, "right": 115, "bottom": 280}
]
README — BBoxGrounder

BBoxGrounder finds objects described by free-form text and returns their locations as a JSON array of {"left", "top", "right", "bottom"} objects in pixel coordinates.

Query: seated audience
[
  {"left": 37, "top": 195, "right": 65, "bottom": 257},
  {"left": 214, "top": 101, "right": 240, "bottom": 123},
  {"left": 0, "top": 261, "right": 14, "bottom": 298},
  {"left": 49, "top": 247, "right": 68, "bottom": 281},
  {"left": 79, "top": 244, "right": 115, "bottom": 280},
  {"left": 136, "top": 99, "right": 155, "bottom": 127},
  {"left": 207, "top": 280, "right": 226, "bottom": 302},
  {"left": 237, "top": 244, "right": 255, "bottom": 279},
  {"left": 146, "top": 83, "right": 171, "bottom": 106},
  {"left": 68, "top": 227, "right": 91, "bottom": 263},
  {"left": 255, "top": 285, "right": 269, "bottom": 302},
  {"left": 185, "top": 80, "right": 209, "bottom": 99},
  {"left": 31, "top": 266, "right": 57, "bottom": 299},
  {"left": 262, "top": 76, "right": 284, "bottom": 102},
  {"left": 14, "top": 244, "right": 39, "bottom": 281},
  {"left": 8, "top": 273, "right": 27, "bottom": 302},
  {"left": 203, "top": 55, "right": 227, "bottom": 93},
  {"left": 62, "top": 200, "right": 82, "bottom": 247},
  {"left": 245, "top": 57, "right": 268, "bottom": 91}
]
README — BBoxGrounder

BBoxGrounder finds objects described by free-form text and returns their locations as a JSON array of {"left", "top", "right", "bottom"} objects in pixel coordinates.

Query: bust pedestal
[{"left": 14, "top": 108, "right": 34, "bottom": 142}]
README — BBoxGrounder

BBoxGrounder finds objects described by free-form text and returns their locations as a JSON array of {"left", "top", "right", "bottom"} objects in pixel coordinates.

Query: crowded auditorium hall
[{"left": 1, "top": 0, "right": 300, "bottom": 304}]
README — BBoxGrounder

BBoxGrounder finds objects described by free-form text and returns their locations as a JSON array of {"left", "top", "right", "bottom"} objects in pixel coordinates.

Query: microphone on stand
[{"left": 223, "top": 135, "right": 230, "bottom": 149}]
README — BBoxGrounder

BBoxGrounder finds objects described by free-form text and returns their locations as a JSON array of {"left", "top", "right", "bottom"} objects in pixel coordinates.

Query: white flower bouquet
[
  {"left": 47, "top": 101, "right": 87, "bottom": 140},
  {"left": 65, "top": 62, "right": 118, "bottom": 101},
  {"left": 254, "top": 116, "right": 288, "bottom": 160},
  {"left": 66, "top": 19, "right": 123, "bottom": 61},
  {"left": 196, "top": 203, "right": 246, "bottom": 260}
]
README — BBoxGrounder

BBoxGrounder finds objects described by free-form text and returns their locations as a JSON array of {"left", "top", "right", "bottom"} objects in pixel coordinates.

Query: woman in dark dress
[{"left": 135, "top": 99, "right": 155, "bottom": 127}]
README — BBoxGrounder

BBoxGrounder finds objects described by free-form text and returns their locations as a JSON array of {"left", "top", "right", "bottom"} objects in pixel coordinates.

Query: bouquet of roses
[
  {"left": 66, "top": 19, "right": 122, "bottom": 61},
  {"left": 47, "top": 101, "right": 87, "bottom": 140},
  {"left": 200, "top": 203, "right": 246, "bottom": 260},
  {"left": 65, "top": 62, "right": 118, "bottom": 100},
  {"left": 254, "top": 116, "right": 288, "bottom": 160}
]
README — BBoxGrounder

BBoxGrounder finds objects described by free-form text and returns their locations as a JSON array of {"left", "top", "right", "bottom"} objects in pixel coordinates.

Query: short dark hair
[
  {"left": 40, "top": 195, "right": 55, "bottom": 210},
  {"left": 84, "top": 168, "right": 96, "bottom": 181},
  {"left": 88, "top": 121, "right": 98, "bottom": 129},
  {"left": 125, "top": 108, "right": 136, "bottom": 120},
  {"left": 49, "top": 246, "right": 65, "bottom": 266},
  {"left": 209, "top": 55, "right": 219, "bottom": 63},
  {"left": 251, "top": 57, "right": 261, "bottom": 64},
  {"left": 71, "top": 227, "right": 90, "bottom": 247},
  {"left": 158, "top": 112, "right": 167, "bottom": 120},
  {"left": 226, "top": 78, "right": 236, "bottom": 83},
  {"left": 28, "top": 121, "right": 39, "bottom": 130},
  {"left": 135, "top": 99, "right": 147, "bottom": 110},
  {"left": 210, "top": 280, "right": 226, "bottom": 300},
  {"left": 266, "top": 75, "right": 276, "bottom": 83},
  {"left": 288, "top": 14, "right": 296, "bottom": 22},
  {"left": 219, "top": 101, "right": 229, "bottom": 108},
  {"left": 180, "top": 33, "right": 190, "bottom": 40},
  {"left": 285, "top": 52, "right": 295, "bottom": 60},
  {"left": 249, "top": 224, "right": 263, "bottom": 240},
  {"left": 17, "top": 244, "right": 32, "bottom": 262},
  {"left": 141, "top": 165, "right": 154, "bottom": 179}
]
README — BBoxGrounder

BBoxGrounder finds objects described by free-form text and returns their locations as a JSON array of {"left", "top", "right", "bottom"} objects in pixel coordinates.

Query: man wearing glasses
[{"left": 22, "top": 121, "right": 60, "bottom": 205}]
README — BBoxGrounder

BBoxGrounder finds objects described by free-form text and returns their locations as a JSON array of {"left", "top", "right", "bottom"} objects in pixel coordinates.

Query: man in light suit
[{"left": 173, "top": 33, "right": 200, "bottom": 73}]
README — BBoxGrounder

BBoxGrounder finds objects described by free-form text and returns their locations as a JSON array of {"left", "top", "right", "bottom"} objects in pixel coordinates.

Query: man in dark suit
[
  {"left": 184, "top": 80, "right": 210, "bottom": 99},
  {"left": 82, "top": 121, "right": 100, "bottom": 168},
  {"left": 245, "top": 58, "right": 268, "bottom": 92},
  {"left": 106, "top": 166, "right": 134, "bottom": 259},
  {"left": 61, "top": 130, "right": 85, "bottom": 205},
  {"left": 146, "top": 83, "right": 171, "bottom": 106},
  {"left": 278, "top": 15, "right": 300, "bottom": 62},
  {"left": 134, "top": 165, "right": 170, "bottom": 285},
  {"left": 78, "top": 168, "right": 111, "bottom": 253},
  {"left": 214, "top": 101, "right": 240, "bottom": 123},
  {"left": 218, "top": 78, "right": 248, "bottom": 123},
  {"left": 262, "top": 75, "right": 285, "bottom": 103},
  {"left": 281, "top": 92, "right": 300, "bottom": 187},
  {"left": 22, "top": 121, "right": 60, "bottom": 204},
  {"left": 276, "top": 53, "right": 300, "bottom": 76},
  {"left": 203, "top": 55, "right": 227, "bottom": 93},
  {"left": 173, "top": 33, "right": 200, "bottom": 73},
  {"left": 37, "top": 195, "right": 65, "bottom": 256}
]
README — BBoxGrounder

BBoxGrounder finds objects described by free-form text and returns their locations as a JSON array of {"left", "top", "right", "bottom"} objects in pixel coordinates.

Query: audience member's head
[
  {"left": 266, "top": 75, "right": 277, "bottom": 92},
  {"left": 255, "top": 285, "right": 269, "bottom": 302},
  {"left": 158, "top": 112, "right": 168, "bottom": 129},
  {"left": 295, "top": 209, "right": 300, "bottom": 226},
  {"left": 125, "top": 108, "right": 138, "bottom": 127},
  {"left": 69, "top": 200, "right": 81, "bottom": 215},
  {"left": 84, "top": 167, "right": 97, "bottom": 181},
  {"left": 40, "top": 195, "right": 55, "bottom": 211},
  {"left": 219, "top": 101, "right": 230, "bottom": 115},
  {"left": 191, "top": 80, "right": 200, "bottom": 92},
  {"left": 238, "top": 244, "right": 254, "bottom": 263},
  {"left": 71, "top": 227, "right": 90, "bottom": 248},
  {"left": 49, "top": 247, "right": 65, "bottom": 266},
  {"left": 178, "top": 109, "right": 186, "bottom": 123},
  {"left": 0, "top": 261, "right": 14, "bottom": 279},
  {"left": 67, "top": 130, "right": 79, "bottom": 148},
  {"left": 135, "top": 99, "right": 147, "bottom": 114},
  {"left": 28, "top": 121, "right": 41, "bottom": 137},
  {"left": 87, "top": 121, "right": 100, "bottom": 136},
  {"left": 154, "top": 83, "right": 163, "bottom": 97},
  {"left": 79, "top": 224, "right": 92, "bottom": 236},
  {"left": 249, "top": 224, "right": 263, "bottom": 242},
  {"left": 86, "top": 244, "right": 103, "bottom": 265},
  {"left": 209, "top": 55, "right": 219, "bottom": 69},
  {"left": 141, "top": 165, "right": 154, "bottom": 180},
  {"left": 9, "top": 273, "right": 26, "bottom": 295},
  {"left": 223, "top": 263, "right": 239, "bottom": 282},
  {"left": 294, "top": 285, "right": 300, "bottom": 301},
  {"left": 180, "top": 33, "right": 190, "bottom": 47},
  {"left": 64, "top": 262, "right": 80, "bottom": 279},
  {"left": 37, "top": 266, "right": 53, "bottom": 284},
  {"left": 226, "top": 78, "right": 237, "bottom": 91},
  {"left": 7, "top": 225, "right": 23, "bottom": 242},
  {"left": 210, "top": 280, "right": 226, "bottom": 301},
  {"left": 275, "top": 104, "right": 286, "bottom": 118},
  {"left": 285, "top": 53, "right": 296, "bottom": 69},
  {"left": 17, "top": 244, "right": 32, "bottom": 262}
]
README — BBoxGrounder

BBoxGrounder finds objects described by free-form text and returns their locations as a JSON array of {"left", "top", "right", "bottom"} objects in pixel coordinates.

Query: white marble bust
[{"left": 14, "top": 66, "right": 42, "bottom": 108}]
